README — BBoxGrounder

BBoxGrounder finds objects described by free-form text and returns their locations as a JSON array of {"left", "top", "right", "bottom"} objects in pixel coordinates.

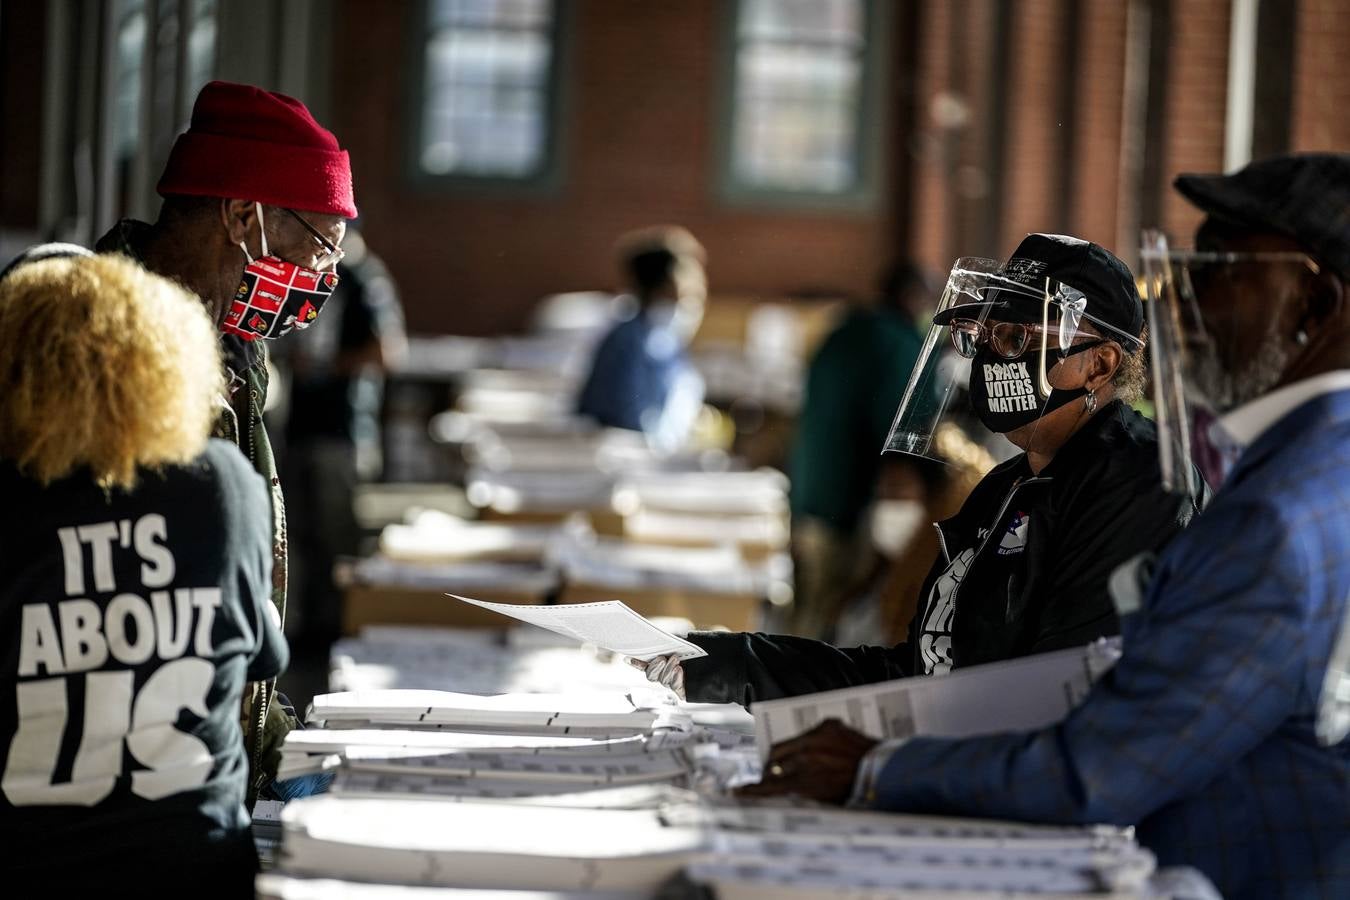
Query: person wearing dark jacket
[
  {"left": 0, "top": 253, "right": 287, "bottom": 893},
  {"left": 636, "top": 235, "right": 1208, "bottom": 707}
]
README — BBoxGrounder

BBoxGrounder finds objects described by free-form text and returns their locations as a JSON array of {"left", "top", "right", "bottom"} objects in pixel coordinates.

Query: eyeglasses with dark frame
[
  {"left": 283, "top": 208, "right": 345, "bottom": 271},
  {"left": 948, "top": 318, "right": 1104, "bottom": 360}
]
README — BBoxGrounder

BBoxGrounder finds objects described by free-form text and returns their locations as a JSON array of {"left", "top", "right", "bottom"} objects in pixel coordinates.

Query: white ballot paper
[
  {"left": 279, "top": 797, "right": 704, "bottom": 891},
  {"left": 308, "top": 690, "right": 673, "bottom": 732},
  {"left": 448, "top": 594, "right": 708, "bottom": 662},
  {"left": 751, "top": 638, "right": 1121, "bottom": 760}
]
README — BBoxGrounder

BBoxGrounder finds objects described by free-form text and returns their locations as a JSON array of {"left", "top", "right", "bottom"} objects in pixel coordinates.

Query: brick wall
[
  {"left": 3, "top": 1, "right": 1344, "bottom": 335},
  {"left": 905, "top": 0, "right": 955, "bottom": 276},
  {"left": 1291, "top": 0, "right": 1350, "bottom": 152},
  {"left": 333, "top": 0, "right": 899, "bottom": 336},
  {"left": 320, "top": 0, "right": 1350, "bottom": 336},
  {"left": 1000, "top": 0, "right": 1070, "bottom": 255},
  {"left": 1067, "top": 0, "right": 1129, "bottom": 250},
  {"left": 1157, "top": 0, "right": 1231, "bottom": 245}
]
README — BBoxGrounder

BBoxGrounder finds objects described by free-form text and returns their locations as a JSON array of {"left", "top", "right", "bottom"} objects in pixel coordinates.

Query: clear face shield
[
  {"left": 1138, "top": 229, "right": 1319, "bottom": 492},
  {"left": 884, "top": 257, "right": 1145, "bottom": 466}
]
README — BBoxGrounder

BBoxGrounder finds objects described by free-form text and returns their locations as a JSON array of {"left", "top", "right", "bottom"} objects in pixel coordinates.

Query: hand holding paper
[
  {"left": 629, "top": 654, "right": 686, "bottom": 699},
  {"left": 737, "top": 719, "right": 878, "bottom": 805},
  {"left": 448, "top": 595, "right": 707, "bottom": 662}
]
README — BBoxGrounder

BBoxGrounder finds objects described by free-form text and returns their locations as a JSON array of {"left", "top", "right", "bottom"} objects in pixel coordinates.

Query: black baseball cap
[
  {"left": 1174, "top": 153, "right": 1350, "bottom": 282},
  {"left": 935, "top": 233, "right": 1145, "bottom": 351}
]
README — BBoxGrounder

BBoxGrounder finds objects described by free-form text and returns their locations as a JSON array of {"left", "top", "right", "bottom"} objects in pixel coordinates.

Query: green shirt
[{"left": 789, "top": 306, "right": 924, "bottom": 535}]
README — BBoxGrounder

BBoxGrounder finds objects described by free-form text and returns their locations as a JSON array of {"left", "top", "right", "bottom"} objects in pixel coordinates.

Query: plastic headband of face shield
[
  {"left": 881, "top": 259, "right": 1143, "bottom": 460},
  {"left": 939, "top": 266, "right": 1146, "bottom": 358}
]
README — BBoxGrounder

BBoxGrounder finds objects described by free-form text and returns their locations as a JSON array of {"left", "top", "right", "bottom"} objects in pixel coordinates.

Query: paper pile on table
[
  {"left": 378, "top": 509, "right": 562, "bottom": 564},
  {"left": 278, "top": 799, "right": 704, "bottom": 892},
  {"left": 676, "top": 803, "right": 1181, "bottom": 899},
  {"left": 262, "top": 632, "right": 1216, "bottom": 900},
  {"left": 327, "top": 624, "right": 665, "bottom": 694},
  {"left": 308, "top": 689, "right": 690, "bottom": 735}
]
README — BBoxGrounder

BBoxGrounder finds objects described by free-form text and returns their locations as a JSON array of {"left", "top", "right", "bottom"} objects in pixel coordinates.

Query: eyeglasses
[
  {"left": 1176, "top": 250, "right": 1319, "bottom": 270},
  {"left": 283, "top": 208, "right": 345, "bottom": 271},
  {"left": 949, "top": 318, "right": 1102, "bottom": 360}
]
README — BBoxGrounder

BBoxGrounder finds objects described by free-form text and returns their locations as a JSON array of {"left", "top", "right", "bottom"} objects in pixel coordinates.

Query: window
[
  {"left": 111, "top": 0, "right": 148, "bottom": 168},
  {"left": 414, "top": 0, "right": 561, "bottom": 182},
  {"left": 723, "top": 0, "right": 882, "bottom": 205},
  {"left": 185, "top": 0, "right": 219, "bottom": 107},
  {"left": 107, "top": 0, "right": 216, "bottom": 221}
]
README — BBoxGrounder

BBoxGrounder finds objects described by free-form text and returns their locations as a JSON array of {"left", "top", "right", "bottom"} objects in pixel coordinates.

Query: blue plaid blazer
[{"left": 865, "top": 389, "right": 1350, "bottom": 900}]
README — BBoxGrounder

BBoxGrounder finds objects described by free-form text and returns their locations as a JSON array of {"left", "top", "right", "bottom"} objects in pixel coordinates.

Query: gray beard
[{"left": 1187, "top": 330, "right": 1291, "bottom": 413}]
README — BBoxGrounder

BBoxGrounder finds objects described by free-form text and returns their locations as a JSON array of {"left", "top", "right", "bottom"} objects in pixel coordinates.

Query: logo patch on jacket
[{"left": 997, "top": 510, "right": 1029, "bottom": 556}]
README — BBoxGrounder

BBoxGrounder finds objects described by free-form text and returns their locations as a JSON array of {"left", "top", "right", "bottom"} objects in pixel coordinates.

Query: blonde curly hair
[{"left": 0, "top": 253, "right": 223, "bottom": 489}]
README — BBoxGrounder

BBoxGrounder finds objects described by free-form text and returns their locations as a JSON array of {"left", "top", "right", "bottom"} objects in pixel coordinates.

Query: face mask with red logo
[{"left": 221, "top": 203, "right": 339, "bottom": 342}]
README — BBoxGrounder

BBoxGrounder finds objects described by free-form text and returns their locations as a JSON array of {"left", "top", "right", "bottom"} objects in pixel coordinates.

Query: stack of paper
[
  {"left": 678, "top": 803, "right": 1159, "bottom": 898},
  {"left": 612, "top": 470, "right": 789, "bottom": 517},
  {"left": 397, "top": 334, "right": 493, "bottom": 378},
  {"left": 308, "top": 689, "right": 689, "bottom": 736},
  {"left": 465, "top": 467, "right": 617, "bottom": 515},
  {"left": 328, "top": 625, "right": 653, "bottom": 694},
  {"left": 378, "top": 510, "right": 561, "bottom": 564},
  {"left": 277, "top": 725, "right": 693, "bottom": 782},
  {"left": 258, "top": 875, "right": 643, "bottom": 900},
  {"left": 278, "top": 798, "right": 705, "bottom": 891},
  {"left": 331, "top": 747, "right": 693, "bottom": 800},
  {"left": 547, "top": 530, "right": 772, "bottom": 596},
  {"left": 623, "top": 508, "right": 788, "bottom": 552},
  {"left": 455, "top": 375, "right": 578, "bottom": 423},
  {"left": 343, "top": 556, "right": 559, "bottom": 596},
  {"left": 261, "top": 630, "right": 1216, "bottom": 900},
  {"left": 428, "top": 409, "right": 601, "bottom": 447},
  {"left": 464, "top": 429, "right": 654, "bottom": 475}
]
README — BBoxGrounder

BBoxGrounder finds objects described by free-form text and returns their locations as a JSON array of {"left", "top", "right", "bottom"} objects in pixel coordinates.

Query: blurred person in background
[
  {"left": 834, "top": 426, "right": 997, "bottom": 648},
  {"left": 740, "top": 153, "right": 1350, "bottom": 900},
  {"left": 577, "top": 226, "right": 707, "bottom": 452},
  {"left": 274, "top": 227, "right": 407, "bottom": 651},
  {"left": 636, "top": 234, "right": 1206, "bottom": 707},
  {"left": 68, "top": 80, "right": 353, "bottom": 805},
  {"left": 787, "top": 261, "right": 932, "bottom": 640},
  {"left": 0, "top": 253, "right": 286, "bottom": 894}
]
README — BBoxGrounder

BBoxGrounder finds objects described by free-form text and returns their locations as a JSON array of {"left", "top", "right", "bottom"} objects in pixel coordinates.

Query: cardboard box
[{"left": 342, "top": 586, "right": 548, "bottom": 635}]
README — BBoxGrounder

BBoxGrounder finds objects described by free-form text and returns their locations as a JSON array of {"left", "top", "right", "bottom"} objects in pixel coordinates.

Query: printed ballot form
[
  {"left": 448, "top": 594, "right": 708, "bottom": 662},
  {"left": 750, "top": 638, "right": 1122, "bottom": 760}
]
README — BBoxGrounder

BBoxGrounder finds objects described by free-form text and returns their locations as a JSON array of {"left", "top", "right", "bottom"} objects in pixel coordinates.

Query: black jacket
[{"left": 683, "top": 401, "right": 1209, "bottom": 706}]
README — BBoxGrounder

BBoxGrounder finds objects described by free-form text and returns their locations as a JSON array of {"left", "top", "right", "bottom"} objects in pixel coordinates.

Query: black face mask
[{"left": 968, "top": 342, "right": 1101, "bottom": 433}]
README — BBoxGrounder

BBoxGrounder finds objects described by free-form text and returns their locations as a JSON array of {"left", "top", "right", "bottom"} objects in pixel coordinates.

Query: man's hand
[{"left": 736, "top": 719, "right": 878, "bottom": 805}]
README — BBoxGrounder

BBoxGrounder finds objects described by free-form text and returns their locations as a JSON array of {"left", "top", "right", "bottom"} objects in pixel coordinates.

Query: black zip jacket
[{"left": 682, "top": 401, "right": 1209, "bottom": 706}]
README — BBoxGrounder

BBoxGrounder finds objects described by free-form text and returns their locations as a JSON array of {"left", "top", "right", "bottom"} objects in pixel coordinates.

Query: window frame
[
  {"left": 404, "top": 0, "right": 571, "bottom": 194},
  {"left": 714, "top": 0, "right": 889, "bottom": 214}
]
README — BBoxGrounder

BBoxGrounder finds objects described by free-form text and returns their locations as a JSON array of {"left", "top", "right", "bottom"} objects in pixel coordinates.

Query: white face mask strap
[
  {"left": 239, "top": 202, "right": 269, "bottom": 263},
  {"left": 255, "top": 202, "right": 269, "bottom": 258},
  {"left": 1038, "top": 281, "right": 1054, "bottom": 397}
]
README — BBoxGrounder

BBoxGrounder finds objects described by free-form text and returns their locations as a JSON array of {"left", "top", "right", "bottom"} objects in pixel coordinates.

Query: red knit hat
[{"left": 157, "top": 81, "right": 357, "bottom": 218}]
